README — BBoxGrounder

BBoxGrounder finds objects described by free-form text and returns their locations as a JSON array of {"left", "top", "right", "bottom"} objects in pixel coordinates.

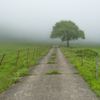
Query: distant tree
[{"left": 50, "top": 20, "right": 85, "bottom": 47}]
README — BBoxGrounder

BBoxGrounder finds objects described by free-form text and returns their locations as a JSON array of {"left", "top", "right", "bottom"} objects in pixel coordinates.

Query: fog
[{"left": 0, "top": 0, "right": 100, "bottom": 44}]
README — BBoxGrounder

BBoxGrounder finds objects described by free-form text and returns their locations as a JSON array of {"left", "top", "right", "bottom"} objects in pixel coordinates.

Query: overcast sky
[{"left": 0, "top": 0, "right": 100, "bottom": 43}]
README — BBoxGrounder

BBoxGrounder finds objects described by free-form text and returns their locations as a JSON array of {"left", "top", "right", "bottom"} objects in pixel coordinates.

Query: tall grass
[
  {"left": 0, "top": 42, "right": 51, "bottom": 93},
  {"left": 61, "top": 46, "right": 100, "bottom": 98}
]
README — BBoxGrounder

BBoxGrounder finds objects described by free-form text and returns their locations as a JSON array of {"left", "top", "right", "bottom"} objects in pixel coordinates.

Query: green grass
[
  {"left": 50, "top": 56, "right": 56, "bottom": 59},
  {"left": 52, "top": 53, "right": 56, "bottom": 55},
  {"left": 45, "top": 70, "right": 61, "bottom": 75},
  {"left": 0, "top": 42, "right": 51, "bottom": 94},
  {"left": 73, "top": 72, "right": 80, "bottom": 74},
  {"left": 60, "top": 45, "right": 100, "bottom": 98},
  {"left": 47, "top": 61, "right": 57, "bottom": 64},
  {"left": 14, "top": 68, "right": 32, "bottom": 77}
]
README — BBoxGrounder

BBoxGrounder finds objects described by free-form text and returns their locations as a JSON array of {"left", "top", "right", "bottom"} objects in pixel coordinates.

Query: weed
[
  {"left": 47, "top": 61, "right": 57, "bottom": 64},
  {"left": 52, "top": 53, "right": 56, "bottom": 55},
  {"left": 14, "top": 68, "right": 32, "bottom": 77},
  {"left": 50, "top": 56, "right": 56, "bottom": 59},
  {"left": 74, "top": 72, "right": 79, "bottom": 74},
  {"left": 45, "top": 70, "right": 61, "bottom": 75}
]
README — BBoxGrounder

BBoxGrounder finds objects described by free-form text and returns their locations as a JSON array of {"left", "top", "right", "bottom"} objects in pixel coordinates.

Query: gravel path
[{"left": 0, "top": 47, "right": 99, "bottom": 100}]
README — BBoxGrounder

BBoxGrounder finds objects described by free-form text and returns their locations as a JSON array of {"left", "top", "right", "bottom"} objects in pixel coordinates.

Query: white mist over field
[{"left": 0, "top": 0, "right": 100, "bottom": 43}]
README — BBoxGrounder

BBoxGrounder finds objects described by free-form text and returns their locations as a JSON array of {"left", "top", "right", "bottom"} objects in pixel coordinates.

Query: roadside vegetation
[
  {"left": 0, "top": 42, "right": 51, "bottom": 93},
  {"left": 60, "top": 45, "right": 100, "bottom": 97}
]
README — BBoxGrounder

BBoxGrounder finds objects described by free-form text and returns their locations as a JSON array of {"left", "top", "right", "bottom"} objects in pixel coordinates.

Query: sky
[{"left": 0, "top": 0, "right": 100, "bottom": 43}]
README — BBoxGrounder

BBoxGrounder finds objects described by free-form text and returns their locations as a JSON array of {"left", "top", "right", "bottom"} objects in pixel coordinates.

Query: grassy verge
[
  {"left": 61, "top": 46, "right": 100, "bottom": 98},
  {"left": 0, "top": 42, "right": 51, "bottom": 94}
]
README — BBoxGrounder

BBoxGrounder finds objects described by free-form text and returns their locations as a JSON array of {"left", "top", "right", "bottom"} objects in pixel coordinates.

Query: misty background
[{"left": 0, "top": 0, "right": 100, "bottom": 44}]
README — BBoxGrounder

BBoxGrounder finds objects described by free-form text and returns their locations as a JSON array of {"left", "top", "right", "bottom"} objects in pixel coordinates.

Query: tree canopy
[{"left": 50, "top": 20, "right": 85, "bottom": 47}]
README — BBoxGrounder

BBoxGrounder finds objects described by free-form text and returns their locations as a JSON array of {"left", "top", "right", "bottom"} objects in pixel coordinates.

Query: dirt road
[{"left": 0, "top": 47, "right": 99, "bottom": 100}]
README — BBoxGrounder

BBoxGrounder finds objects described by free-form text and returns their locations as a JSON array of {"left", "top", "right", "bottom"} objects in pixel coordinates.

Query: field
[
  {"left": 1, "top": 41, "right": 100, "bottom": 98},
  {"left": 0, "top": 42, "right": 51, "bottom": 93},
  {"left": 61, "top": 44, "right": 100, "bottom": 97}
]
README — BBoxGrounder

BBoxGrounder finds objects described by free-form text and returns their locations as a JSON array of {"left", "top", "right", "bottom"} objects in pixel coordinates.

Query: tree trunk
[{"left": 67, "top": 40, "right": 69, "bottom": 47}]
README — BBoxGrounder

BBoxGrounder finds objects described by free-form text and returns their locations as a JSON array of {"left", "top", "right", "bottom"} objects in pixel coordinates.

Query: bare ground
[{"left": 0, "top": 47, "right": 99, "bottom": 100}]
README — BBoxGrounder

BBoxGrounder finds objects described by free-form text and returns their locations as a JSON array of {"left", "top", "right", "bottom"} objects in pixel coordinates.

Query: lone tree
[{"left": 50, "top": 20, "right": 85, "bottom": 47}]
